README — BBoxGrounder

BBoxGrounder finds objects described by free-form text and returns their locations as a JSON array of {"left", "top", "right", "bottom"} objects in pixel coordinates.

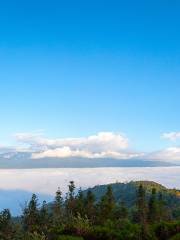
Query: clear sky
[{"left": 0, "top": 0, "right": 180, "bottom": 152}]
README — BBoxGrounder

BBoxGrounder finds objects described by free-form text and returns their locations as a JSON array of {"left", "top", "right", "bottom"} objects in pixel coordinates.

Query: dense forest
[{"left": 0, "top": 181, "right": 180, "bottom": 240}]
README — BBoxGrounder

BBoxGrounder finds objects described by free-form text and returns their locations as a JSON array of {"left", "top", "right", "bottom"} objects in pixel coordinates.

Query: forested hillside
[
  {"left": 0, "top": 181, "right": 180, "bottom": 240},
  {"left": 83, "top": 181, "right": 180, "bottom": 216}
]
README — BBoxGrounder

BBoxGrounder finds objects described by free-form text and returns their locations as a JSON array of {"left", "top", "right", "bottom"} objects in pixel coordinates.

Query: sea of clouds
[{"left": 0, "top": 167, "right": 179, "bottom": 215}]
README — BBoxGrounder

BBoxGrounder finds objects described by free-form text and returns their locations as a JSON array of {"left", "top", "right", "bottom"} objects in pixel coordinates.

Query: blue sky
[{"left": 0, "top": 0, "right": 180, "bottom": 153}]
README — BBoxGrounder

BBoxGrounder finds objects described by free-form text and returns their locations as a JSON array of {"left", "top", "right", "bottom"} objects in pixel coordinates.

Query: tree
[
  {"left": 53, "top": 188, "right": 64, "bottom": 224},
  {"left": 157, "top": 192, "right": 171, "bottom": 221},
  {"left": 65, "top": 181, "right": 76, "bottom": 218},
  {"left": 115, "top": 201, "right": 128, "bottom": 220},
  {"left": 0, "top": 209, "right": 14, "bottom": 240},
  {"left": 68, "top": 181, "right": 76, "bottom": 201},
  {"left": 136, "top": 184, "right": 149, "bottom": 239},
  {"left": 75, "top": 188, "right": 85, "bottom": 217},
  {"left": 0, "top": 180, "right": 179, "bottom": 239},
  {"left": 85, "top": 190, "right": 96, "bottom": 223},
  {"left": 98, "top": 185, "right": 115, "bottom": 223},
  {"left": 39, "top": 201, "right": 50, "bottom": 234},
  {"left": 148, "top": 188, "right": 158, "bottom": 223},
  {"left": 72, "top": 213, "right": 91, "bottom": 237},
  {"left": 136, "top": 184, "right": 147, "bottom": 224},
  {"left": 22, "top": 194, "right": 40, "bottom": 233}
]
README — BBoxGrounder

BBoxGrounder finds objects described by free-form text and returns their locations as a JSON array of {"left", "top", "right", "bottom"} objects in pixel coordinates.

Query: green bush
[
  {"left": 154, "top": 222, "right": 180, "bottom": 240},
  {"left": 169, "top": 233, "right": 180, "bottom": 240},
  {"left": 57, "top": 236, "right": 84, "bottom": 240},
  {"left": 24, "top": 232, "right": 46, "bottom": 240},
  {"left": 84, "top": 224, "right": 141, "bottom": 240}
]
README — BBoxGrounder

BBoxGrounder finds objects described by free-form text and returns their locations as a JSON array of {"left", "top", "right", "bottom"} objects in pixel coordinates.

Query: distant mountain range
[{"left": 0, "top": 151, "right": 178, "bottom": 168}]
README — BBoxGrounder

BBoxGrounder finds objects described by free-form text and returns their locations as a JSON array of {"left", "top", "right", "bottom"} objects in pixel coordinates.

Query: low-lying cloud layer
[{"left": 0, "top": 167, "right": 180, "bottom": 215}]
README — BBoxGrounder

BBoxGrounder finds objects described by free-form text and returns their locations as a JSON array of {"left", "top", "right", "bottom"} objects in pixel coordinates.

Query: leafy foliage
[{"left": 0, "top": 180, "right": 179, "bottom": 239}]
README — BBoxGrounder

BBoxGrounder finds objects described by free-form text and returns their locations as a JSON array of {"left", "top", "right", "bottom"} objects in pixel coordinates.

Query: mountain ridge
[
  {"left": 0, "top": 152, "right": 178, "bottom": 168},
  {"left": 82, "top": 180, "right": 180, "bottom": 211}
]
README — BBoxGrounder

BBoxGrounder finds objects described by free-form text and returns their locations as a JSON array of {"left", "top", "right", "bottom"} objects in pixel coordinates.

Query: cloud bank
[
  {"left": 14, "top": 132, "right": 141, "bottom": 159},
  {"left": 0, "top": 131, "right": 179, "bottom": 163},
  {"left": 0, "top": 167, "right": 180, "bottom": 215},
  {"left": 148, "top": 147, "right": 180, "bottom": 162}
]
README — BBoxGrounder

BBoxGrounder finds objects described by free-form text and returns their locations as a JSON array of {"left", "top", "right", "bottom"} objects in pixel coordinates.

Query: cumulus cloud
[
  {"left": 32, "top": 147, "right": 92, "bottom": 159},
  {"left": 15, "top": 132, "right": 129, "bottom": 150},
  {"left": 31, "top": 147, "right": 142, "bottom": 159},
  {"left": 146, "top": 147, "right": 180, "bottom": 163},
  {"left": 4, "top": 131, "right": 179, "bottom": 163},
  {"left": 14, "top": 132, "right": 142, "bottom": 160},
  {"left": 162, "top": 132, "right": 180, "bottom": 141}
]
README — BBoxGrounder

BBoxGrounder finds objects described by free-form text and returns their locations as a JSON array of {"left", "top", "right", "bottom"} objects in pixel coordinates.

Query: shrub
[
  {"left": 170, "top": 233, "right": 180, "bottom": 240},
  {"left": 57, "top": 236, "right": 84, "bottom": 240},
  {"left": 154, "top": 221, "right": 180, "bottom": 240}
]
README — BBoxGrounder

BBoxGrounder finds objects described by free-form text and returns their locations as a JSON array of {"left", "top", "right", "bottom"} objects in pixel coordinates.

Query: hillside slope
[{"left": 83, "top": 181, "right": 180, "bottom": 209}]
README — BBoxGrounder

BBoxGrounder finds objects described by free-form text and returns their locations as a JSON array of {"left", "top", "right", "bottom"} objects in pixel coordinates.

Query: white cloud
[
  {"left": 162, "top": 132, "right": 180, "bottom": 141},
  {"left": 146, "top": 147, "right": 180, "bottom": 162},
  {"left": 8, "top": 131, "right": 180, "bottom": 162},
  {"left": 32, "top": 147, "right": 142, "bottom": 159},
  {"left": 0, "top": 167, "right": 180, "bottom": 215},
  {"left": 32, "top": 147, "right": 92, "bottom": 159},
  {"left": 14, "top": 132, "right": 140, "bottom": 160},
  {"left": 15, "top": 132, "right": 129, "bottom": 151},
  {"left": 0, "top": 167, "right": 179, "bottom": 197}
]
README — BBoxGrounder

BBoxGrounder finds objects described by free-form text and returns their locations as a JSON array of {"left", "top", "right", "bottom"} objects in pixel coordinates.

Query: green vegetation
[{"left": 0, "top": 181, "right": 180, "bottom": 239}]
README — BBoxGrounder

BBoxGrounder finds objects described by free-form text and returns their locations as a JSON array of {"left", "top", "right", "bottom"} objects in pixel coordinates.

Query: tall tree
[
  {"left": 53, "top": 187, "right": 63, "bottom": 223},
  {"left": 85, "top": 190, "right": 96, "bottom": 223},
  {"left": 148, "top": 188, "right": 158, "bottom": 223},
  {"left": 22, "top": 194, "right": 40, "bottom": 233},
  {"left": 39, "top": 201, "right": 50, "bottom": 235},
  {"left": 0, "top": 209, "right": 14, "bottom": 240},
  {"left": 157, "top": 192, "right": 171, "bottom": 221},
  {"left": 65, "top": 181, "right": 76, "bottom": 218},
  {"left": 75, "top": 188, "right": 85, "bottom": 216},
  {"left": 136, "top": 184, "right": 148, "bottom": 239},
  {"left": 115, "top": 201, "right": 128, "bottom": 220},
  {"left": 98, "top": 185, "right": 115, "bottom": 223},
  {"left": 136, "top": 184, "right": 147, "bottom": 224}
]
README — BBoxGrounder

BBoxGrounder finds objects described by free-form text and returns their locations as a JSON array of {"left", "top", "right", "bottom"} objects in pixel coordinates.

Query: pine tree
[
  {"left": 157, "top": 192, "right": 171, "bottom": 221},
  {"left": 65, "top": 181, "right": 76, "bottom": 218},
  {"left": 75, "top": 188, "right": 85, "bottom": 216},
  {"left": 148, "top": 188, "right": 158, "bottom": 223},
  {"left": 98, "top": 185, "right": 115, "bottom": 223},
  {"left": 116, "top": 201, "right": 128, "bottom": 220},
  {"left": 22, "top": 194, "right": 40, "bottom": 233},
  {"left": 105, "top": 185, "right": 115, "bottom": 215},
  {"left": 136, "top": 184, "right": 149, "bottom": 239},
  {"left": 136, "top": 184, "right": 147, "bottom": 224},
  {"left": 0, "top": 209, "right": 14, "bottom": 240},
  {"left": 68, "top": 181, "right": 76, "bottom": 201},
  {"left": 53, "top": 187, "right": 63, "bottom": 223},
  {"left": 85, "top": 190, "right": 96, "bottom": 223},
  {"left": 39, "top": 201, "right": 50, "bottom": 235}
]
